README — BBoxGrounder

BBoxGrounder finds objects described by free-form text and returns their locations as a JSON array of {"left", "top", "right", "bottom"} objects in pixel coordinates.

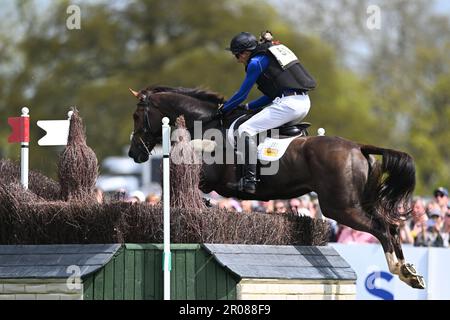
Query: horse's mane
[{"left": 145, "top": 86, "right": 225, "bottom": 105}]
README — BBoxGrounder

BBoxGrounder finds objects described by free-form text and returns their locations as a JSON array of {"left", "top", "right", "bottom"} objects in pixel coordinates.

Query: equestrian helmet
[{"left": 227, "top": 32, "right": 258, "bottom": 54}]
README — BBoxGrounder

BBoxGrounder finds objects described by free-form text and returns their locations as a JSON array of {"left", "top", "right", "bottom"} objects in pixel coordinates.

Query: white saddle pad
[{"left": 227, "top": 116, "right": 301, "bottom": 162}]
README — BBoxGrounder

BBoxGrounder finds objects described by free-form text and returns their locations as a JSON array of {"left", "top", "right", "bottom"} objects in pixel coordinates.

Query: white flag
[{"left": 37, "top": 120, "right": 70, "bottom": 146}]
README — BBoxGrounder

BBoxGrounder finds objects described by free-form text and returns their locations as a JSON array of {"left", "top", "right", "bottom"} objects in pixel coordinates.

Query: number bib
[{"left": 268, "top": 44, "right": 299, "bottom": 69}]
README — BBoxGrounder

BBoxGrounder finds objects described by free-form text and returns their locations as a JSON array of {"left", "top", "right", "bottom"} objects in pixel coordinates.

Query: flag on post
[
  {"left": 37, "top": 120, "right": 70, "bottom": 146},
  {"left": 8, "top": 117, "right": 30, "bottom": 143},
  {"left": 37, "top": 111, "right": 73, "bottom": 146},
  {"left": 8, "top": 108, "right": 30, "bottom": 190}
]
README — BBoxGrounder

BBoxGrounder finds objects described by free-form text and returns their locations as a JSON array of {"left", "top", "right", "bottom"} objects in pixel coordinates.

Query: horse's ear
[{"left": 129, "top": 88, "right": 140, "bottom": 98}]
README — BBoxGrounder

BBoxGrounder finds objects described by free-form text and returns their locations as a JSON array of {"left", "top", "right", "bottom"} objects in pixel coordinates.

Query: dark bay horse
[{"left": 128, "top": 86, "right": 425, "bottom": 289}]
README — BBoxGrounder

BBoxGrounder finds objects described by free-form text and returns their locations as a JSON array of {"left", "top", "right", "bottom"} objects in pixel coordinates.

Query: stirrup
[
  {"left": 226, "top": 178, "right": 244, "bottom": 191},
  {"left": 226, "top": 178, "right": 257, "bottom": 193}
]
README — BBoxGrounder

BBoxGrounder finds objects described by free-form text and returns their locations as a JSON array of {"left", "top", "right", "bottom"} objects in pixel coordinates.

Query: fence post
[
  {"left": 20, "top": 107, "right": 30, "bottom": 190},
  {"left": 162, "top": 117, "right": 171, "bottom": 300}
]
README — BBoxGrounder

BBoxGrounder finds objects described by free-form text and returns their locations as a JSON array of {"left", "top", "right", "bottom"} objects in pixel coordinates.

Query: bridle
[{"left": 131, "top": 93, "right": 161, "bottom": 154}]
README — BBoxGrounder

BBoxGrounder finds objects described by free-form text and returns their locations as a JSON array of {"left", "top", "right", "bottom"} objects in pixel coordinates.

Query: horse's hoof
[
  {"left": 401, "top": 263, "right": 418, "bottom": 277},
  {"left": 410, "top": 275, "right": 426, "bottom": 289}
]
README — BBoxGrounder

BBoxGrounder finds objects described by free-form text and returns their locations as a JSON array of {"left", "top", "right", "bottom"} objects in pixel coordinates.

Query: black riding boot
[{"left": 227, "top": 135, "right": 258, "bottom": 194}]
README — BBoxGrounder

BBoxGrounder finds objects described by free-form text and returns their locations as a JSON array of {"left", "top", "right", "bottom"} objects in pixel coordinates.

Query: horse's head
[
  {"left": 128, "top": 85, "right": 231, "bottom": 163},
  {"left": 128, "top": 88, "right": 163, "bottom": 163}
]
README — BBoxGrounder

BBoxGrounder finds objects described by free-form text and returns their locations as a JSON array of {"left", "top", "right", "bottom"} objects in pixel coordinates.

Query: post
[
  {"left": 162, "top": 117, "right": 171, "bottom": 300},
  {"left": 21, "top": 107, "right": 30, "bottom": 190}
]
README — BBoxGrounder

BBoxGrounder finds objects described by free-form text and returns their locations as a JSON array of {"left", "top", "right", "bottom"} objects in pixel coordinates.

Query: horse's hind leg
[
  {"left": 389, "top": 224, "right": 426, "bottom": 289},
  {"left": 319, "top": 204, "right": 399, "bottom": 275},
  {"left": 389, "top": 224, "right": 405, "bottom": 273}
]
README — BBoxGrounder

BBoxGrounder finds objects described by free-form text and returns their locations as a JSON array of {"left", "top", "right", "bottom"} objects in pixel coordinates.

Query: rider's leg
[
  {"left": 237, "top": 94, "right": 311, "bottom": 137},
  {"left": 227, "top": 132, "right": 258, "bottom": 193},
  {"left": 227, "top": 94, "right": 310, "bottom": 193},
  {"left": 242, "top": 133, "right": 258, "bottom": 193}
]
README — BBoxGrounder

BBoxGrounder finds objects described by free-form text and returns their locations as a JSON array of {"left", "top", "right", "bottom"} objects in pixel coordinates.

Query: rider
[{"left": 222, "top": 31, "right": 316, "bottom": 193}]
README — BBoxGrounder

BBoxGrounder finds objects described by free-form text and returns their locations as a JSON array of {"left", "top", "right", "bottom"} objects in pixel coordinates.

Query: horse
[{"left": 127, "top": 85, "right": 425, "bottom": 289}]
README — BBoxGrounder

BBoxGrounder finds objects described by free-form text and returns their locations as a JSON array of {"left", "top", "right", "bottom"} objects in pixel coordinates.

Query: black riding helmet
[{"left": 226, "top": 32, "right": 258, "bottom": 55}]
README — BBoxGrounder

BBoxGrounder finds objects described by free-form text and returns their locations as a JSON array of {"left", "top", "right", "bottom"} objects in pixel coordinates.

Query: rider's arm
[
  {"left": 247, "top": 95, "right": 272, "bottom": 110},
  {"left": 222, "top": 55, "right": 269, "bottom": 113}
]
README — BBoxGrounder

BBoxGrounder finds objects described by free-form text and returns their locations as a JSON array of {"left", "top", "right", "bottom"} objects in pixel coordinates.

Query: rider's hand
[
  {"left": 215, "top": 108, "right": 224, "bottom": 119},
  {"left": 214, "top": 104, "right": 224, "bottom": 120}
]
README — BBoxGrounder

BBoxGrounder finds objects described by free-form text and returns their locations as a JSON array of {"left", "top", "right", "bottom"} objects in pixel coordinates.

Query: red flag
[{"left": 8, "top": 117, "right": 30, "bottom": 143}]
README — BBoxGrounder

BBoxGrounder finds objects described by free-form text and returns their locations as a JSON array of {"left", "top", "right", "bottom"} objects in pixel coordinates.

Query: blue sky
[{"left": 435, "top": 0, "right": 450, "bottom": 13}]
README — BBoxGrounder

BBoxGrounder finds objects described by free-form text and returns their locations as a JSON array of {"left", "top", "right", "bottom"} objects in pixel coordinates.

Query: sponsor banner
[{"left": 331, "top": 243, "right": 450, "bottom": 300}]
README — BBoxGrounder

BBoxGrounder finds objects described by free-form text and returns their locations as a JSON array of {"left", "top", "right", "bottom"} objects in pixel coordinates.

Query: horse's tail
[{"left": 361, "top": 145, "right": 416, "bottom": 224}]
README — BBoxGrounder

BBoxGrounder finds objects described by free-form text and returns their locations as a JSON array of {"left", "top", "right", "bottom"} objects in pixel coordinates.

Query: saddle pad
[
  {"left": 257, "top": 136, "right": 300, "bottom": 161},
  {"left": 228, "top": 116, "right": 301, "bottom": 162}
]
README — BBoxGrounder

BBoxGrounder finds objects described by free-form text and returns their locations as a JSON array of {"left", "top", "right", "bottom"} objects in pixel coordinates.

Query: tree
[
  {"left": 278, "top": 0, "right": 450, "bottom": 192},
  {"left": 0, "top": 0, "right": 377, "bottom": 181}
]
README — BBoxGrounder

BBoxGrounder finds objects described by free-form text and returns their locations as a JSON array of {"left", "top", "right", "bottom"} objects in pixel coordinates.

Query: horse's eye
[{"left": 133, "top": 114, "right": 139, "bottom": 121}]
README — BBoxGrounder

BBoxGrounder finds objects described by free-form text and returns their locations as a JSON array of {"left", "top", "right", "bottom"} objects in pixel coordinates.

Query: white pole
[
  {"left": 162, "top": 117, "right": 171, "bottom": 300},
  {"left": 20, "top": 107, "right": 30, "bottom": 190}
]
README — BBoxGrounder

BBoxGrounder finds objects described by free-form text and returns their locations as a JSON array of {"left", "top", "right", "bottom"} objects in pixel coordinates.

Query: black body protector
[{"left": 248, "top": 42, "right": 316, "bottom": 99}]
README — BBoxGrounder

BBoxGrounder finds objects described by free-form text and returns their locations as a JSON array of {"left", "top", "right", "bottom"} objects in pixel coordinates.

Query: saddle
[{"left": 232, "top": 114, "right": 311, "bottom": 138}]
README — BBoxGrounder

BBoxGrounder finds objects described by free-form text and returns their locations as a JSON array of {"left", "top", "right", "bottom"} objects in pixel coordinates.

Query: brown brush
[
  {"left": 0, "top": 195, "right": 330, "bottom": 245},
  {"left": 58, "top": 108, "right": 98, "bottom": 201},
  {"left": 169, "top": 116, "right": 206, "bottom": 210},
  {"left": 0, "top": 159, "right": 61, "bottom": 201}
]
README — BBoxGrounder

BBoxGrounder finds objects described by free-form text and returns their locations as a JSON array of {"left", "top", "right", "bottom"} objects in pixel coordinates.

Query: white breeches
[{"left": 238, "top": 94, "right": 311, "bottom": 137}]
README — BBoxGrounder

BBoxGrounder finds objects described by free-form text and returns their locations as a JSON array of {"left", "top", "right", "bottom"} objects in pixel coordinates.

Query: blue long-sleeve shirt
[{"left": 222, "top": 54, "right": 271, "bottom": 113}]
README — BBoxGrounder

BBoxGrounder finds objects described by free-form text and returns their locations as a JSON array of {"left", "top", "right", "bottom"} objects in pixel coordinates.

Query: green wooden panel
[
  {"left": 103, "top": 261, "right": 114, "bottom": 300},
  {"left": 124, "top": 249, "right": 135, "bottom": 300},
  {"left": 216, "top": 263, "right": 227, "bottom": 300},
  {"left": 134, "top": 250, "right": 144, "bottom": 300},
  {"left": 185, "top": 250, "right": 196, "bottom": 300},
  {"left": 226, "top": 274, "right": 237, "bottom": 300},
  {"left": 144, "top": 250, "right": 155, "bottom": 300},
  {"left": 113, "top": 248, "right": 125, "bottom": 300},
  {"left": 83, "top": 276, "right": 94, "bottom": 300},
  {"left": 195, "top": 248, "right": 208, "bottom": 300},
  {"left": 174, "top": 250, "right": 186, "bottom": 300},
  {"left": 205, "top": 256, "right": 217, "bottom": 300},
  {"left": 154, "top": 250, "right": 163, "bottom": 300},
  {"left": 170, "top": 251, "right": 176, "bottom": 299},
  {"left": 93, "top": 268, "right": 105, "bottom": 300},
  {"left": 119, "top": 244, "right": 238, "bottom": 301},
  {"left": 126, "top": 244, "right": 201, "bottom": 250}
]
